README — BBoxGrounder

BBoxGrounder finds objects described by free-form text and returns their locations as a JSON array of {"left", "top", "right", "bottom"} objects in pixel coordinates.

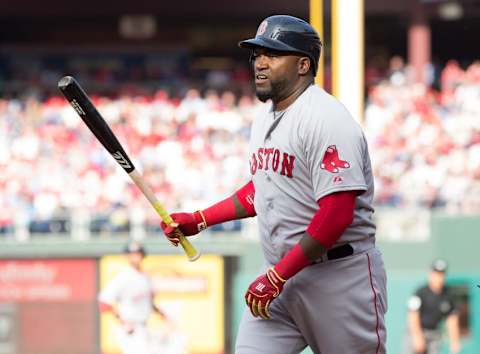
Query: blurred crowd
[
  {"left": 365, "top": 58, "right": 480, "bottom": 213},
  {"left": 0, "top": 88, "right": 258, "bottom": 234},
  {"left": 1, "top": 58, "right": 479, "bottom": 235}
]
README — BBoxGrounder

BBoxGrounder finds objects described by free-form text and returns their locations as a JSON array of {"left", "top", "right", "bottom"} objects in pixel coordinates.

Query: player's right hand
[{"left": 160, "top": 212, "right": 205, "bottom": 246}]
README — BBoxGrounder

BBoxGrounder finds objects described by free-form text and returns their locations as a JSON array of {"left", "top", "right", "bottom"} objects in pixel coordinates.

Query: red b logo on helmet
[{"left": 256, "top": 20, "right": 268, "bottom": 36}]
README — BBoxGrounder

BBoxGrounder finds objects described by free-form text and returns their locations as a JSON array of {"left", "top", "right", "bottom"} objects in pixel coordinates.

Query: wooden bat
[{"left": 58, "top": 76, "right": 200, "bottom": 261}]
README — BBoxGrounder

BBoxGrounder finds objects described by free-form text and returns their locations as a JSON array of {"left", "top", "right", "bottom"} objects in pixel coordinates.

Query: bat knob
[{"left": 58, "top": 76, "right": 75, "bottom": 89}]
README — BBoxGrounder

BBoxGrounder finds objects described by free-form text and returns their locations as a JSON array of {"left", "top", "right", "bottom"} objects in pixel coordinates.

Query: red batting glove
[
  {"left": 160, "top": 212, "right": 206, "bottom": 246},
  {"left": 245, "top": 267, "right": 286, "bottom": 319}
]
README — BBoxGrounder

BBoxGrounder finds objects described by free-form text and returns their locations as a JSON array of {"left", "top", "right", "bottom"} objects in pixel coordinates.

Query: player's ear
[{"left": 298, "top": 56, "right": 311, "bottom": 75}]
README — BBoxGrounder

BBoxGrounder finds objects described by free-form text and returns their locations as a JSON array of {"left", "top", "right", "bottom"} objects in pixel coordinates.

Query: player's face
[
  {"left": 252, "top": 48, "right": 304, "bottom": 103},
  {"left": 128, "top": 251, "right": 144, "bottom": 268},
  {"left": 429, "top": 270, "right": 445, "bottom": 292}
]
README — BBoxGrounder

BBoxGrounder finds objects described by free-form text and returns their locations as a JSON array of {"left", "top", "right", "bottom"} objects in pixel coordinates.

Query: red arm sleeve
[
  {"left": 274, "top": 190, "right": 357, "bottom": 280},
  {"left": 201, "top": 181, "right": 256, "bottom": 227},
  {"left": 305, "top": 190, "right": 356, "bottom": 249}
]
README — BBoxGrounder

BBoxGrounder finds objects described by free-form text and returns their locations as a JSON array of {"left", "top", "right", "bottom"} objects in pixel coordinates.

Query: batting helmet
[
  {"left": 124, "top": 240, "right": 146, "bottom": 256},
  {"left": 238, "top": 15, "right": 322, "bottom": 76}
]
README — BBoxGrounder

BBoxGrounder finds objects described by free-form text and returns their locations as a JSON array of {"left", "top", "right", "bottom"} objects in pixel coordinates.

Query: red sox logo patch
[{"left": 320, "top": 145, "right": 350, "bottom": 173}]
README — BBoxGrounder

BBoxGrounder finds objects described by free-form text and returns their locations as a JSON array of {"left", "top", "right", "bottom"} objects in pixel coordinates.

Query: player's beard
[{"left": 255, "top": 77, "right": 289, "bottom": 103}]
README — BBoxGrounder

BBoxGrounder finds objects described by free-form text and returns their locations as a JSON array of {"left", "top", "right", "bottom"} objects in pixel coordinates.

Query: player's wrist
[
  {"left": 274, "top": 242, "right": 312, "bottom": 280},
  {"left": 194, "top": 210, "right": 208, "bottom": 232},
  {"left": 268, "top": 267, "right": 287, "bottom": 285}
]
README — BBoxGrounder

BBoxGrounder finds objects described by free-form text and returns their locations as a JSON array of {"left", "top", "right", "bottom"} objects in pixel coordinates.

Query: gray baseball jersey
[
  {"left": 249, "top": 84, "right": 376, "bottom": 265},
  {"left": 236, "top": 84, "right": 387, "bottom": 354},
  {"left": 99, "top": 266, "right": 154, "bottom": 324}
]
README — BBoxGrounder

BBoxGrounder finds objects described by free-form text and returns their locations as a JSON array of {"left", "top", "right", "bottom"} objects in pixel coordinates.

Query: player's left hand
[{"left": 245, "top": 267, "right": 286, "bottom": 319}]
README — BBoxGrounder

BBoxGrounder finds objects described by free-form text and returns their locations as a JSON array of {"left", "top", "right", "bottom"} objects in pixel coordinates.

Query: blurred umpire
[{"left": 404, "top": 259, "right": 461, "bottom": 354}]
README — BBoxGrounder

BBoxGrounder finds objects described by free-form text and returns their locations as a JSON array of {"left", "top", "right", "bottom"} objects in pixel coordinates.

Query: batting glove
[
  {"left": 245, "top": 267, "right": 286, "bottom": 319},
  {"left": 160, "top": 211, "right": 207, "bottom": 246}
]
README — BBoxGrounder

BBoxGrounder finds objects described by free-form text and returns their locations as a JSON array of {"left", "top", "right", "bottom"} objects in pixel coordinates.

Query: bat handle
[
  {"left": 153, "top": 203, "right": 201, "bottom": 262},
  {"left": 128, "top": 170, "right": 200, "bottom": 261}
]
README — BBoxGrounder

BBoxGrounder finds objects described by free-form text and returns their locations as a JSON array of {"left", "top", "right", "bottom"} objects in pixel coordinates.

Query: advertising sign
[{"left": 99, "top": 254, "right": 224, "bottom": 354}]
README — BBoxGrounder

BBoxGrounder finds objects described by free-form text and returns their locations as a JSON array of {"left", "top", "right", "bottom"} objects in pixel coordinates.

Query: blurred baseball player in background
[
  {"left": 403, "top": 259, "right": 461, "bottom": 354},
  {"left": 98, "top": 240, "right": 185, "bottom": 354},
  {"left": 162, "top": 14, "right": 387, "bottom": 354}
]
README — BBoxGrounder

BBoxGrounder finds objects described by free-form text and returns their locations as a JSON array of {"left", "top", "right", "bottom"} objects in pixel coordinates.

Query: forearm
[
  {"left": 200, "top": 180, "right": 256, "bottom": 227},
  {"left": 408, "top": 311, "right": 424, "bottom": 338},
  {"left": 275, "top": 190, "right": 356, "bottom": 280},
  {"left": 162, "top": 182, "right": 256, "bottom": 241},
  {"left": 446, "top": 314, "right": 461, "bottom": 346}
]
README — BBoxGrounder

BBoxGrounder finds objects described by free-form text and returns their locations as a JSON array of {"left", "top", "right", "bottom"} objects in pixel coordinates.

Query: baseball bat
[{"left": 58, "top": 76, "right": 200, "bottom": 261}]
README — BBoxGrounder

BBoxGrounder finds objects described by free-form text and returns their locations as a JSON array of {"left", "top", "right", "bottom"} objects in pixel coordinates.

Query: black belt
[{"left": 314, "top": 243, "right": 354, "bottom": 263}]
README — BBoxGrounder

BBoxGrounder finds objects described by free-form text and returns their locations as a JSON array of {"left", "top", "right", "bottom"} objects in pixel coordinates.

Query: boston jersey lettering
[{"left": 250, "top": 147, "right": 295, "bottom": 178}]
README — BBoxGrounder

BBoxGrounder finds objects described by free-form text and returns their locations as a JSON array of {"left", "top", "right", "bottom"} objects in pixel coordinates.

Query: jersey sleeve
[
  {"left": 407, "top": 287, "right": 425, "bottom": 312},
  {"left": 301, "top": 105, "right": 368, "bottom": 201},
  {"left": 98, "top": 273, "right": 123, "bottom": 305},
  {"left": 407, "top": 295, "right": 422, "bottom": 311}
]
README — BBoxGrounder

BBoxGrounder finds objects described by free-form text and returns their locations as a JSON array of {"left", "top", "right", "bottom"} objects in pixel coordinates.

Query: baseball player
[
  {"left": 162, "top": 15, "right": 387, "bottom": 354},
  {"left": 98, "top": 240, "right": 171, "bottom": 354}
]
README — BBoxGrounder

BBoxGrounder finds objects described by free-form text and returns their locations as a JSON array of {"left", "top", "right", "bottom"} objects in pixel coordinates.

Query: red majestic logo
[
  {"left": 320, "top": 145, "right": 350, "bottom": 173},
  {"left": 333, "top": 176, "right": 344, "bottom": 185},
  {"left": 250, "top": 147, "right": 295, "bottom": 178}
]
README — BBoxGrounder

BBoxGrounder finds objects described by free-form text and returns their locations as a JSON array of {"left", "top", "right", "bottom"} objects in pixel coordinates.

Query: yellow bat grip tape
[{"left": 153, "top": 202, "right": 200, "bottom": 261}]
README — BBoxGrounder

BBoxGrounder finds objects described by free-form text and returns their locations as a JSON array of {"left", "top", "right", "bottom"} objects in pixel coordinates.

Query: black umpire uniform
[{"left": 403, "top": 259, "right": 460, "bottom": 354}]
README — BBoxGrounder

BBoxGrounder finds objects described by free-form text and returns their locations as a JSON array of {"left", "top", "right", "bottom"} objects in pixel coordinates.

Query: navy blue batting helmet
[{"left": 239, "top": 15, "right": 322, "bottom": 75}]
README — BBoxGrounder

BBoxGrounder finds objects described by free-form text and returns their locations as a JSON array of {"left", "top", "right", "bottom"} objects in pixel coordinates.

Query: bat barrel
[{"left": 58, "top": 75, "right": 136, "bottom": 173}]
